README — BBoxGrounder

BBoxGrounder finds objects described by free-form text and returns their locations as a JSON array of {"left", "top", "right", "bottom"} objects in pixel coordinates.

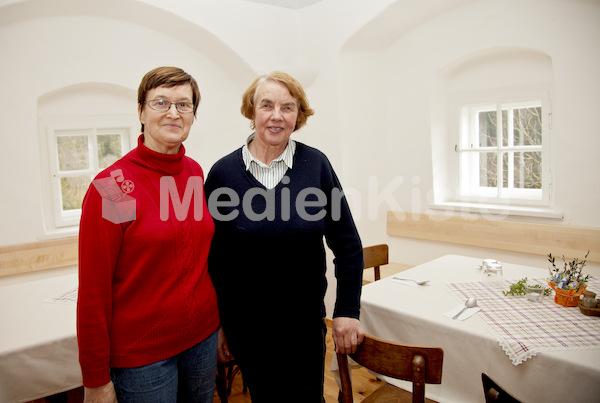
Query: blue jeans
[{"left": 110, "top": 330, "right": 217, "bottom": 403}]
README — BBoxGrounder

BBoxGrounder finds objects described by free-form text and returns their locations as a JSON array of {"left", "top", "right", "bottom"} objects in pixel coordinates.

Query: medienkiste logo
[
  {"left": 92, "top": 169, "right": 136, "bottom": 224},
  {"left": 91, "top": 173, "right": 514, "bottom": 225}
]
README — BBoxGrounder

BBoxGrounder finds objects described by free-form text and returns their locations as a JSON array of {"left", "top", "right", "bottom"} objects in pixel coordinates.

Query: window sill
[{"left": 430, "top": 202, "right": 563, "bottom": 219}]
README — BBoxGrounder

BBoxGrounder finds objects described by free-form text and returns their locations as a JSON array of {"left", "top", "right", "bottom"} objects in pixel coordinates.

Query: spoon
[
  {"left": 452, "top": 297, "right": 478, "bottom": 319},
  {"left": 393, "top": 277, "right": 430, "bottom": 285}
]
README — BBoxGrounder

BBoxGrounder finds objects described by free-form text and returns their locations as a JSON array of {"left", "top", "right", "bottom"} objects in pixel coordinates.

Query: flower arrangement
[
  {"left": 548, "top": 250, "right": 590, "bottom": 307},
  {"left": 548, "top": 250, "right": 590, "bottom": 292}
]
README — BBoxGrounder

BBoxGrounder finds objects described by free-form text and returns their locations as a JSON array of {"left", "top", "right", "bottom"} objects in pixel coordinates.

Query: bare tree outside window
[
  {"left": 97, "top": 134, "right": 122, "bottom": 169},
  {"left": 57, "top": 135, "right": 91, "bottom": 211},
  {"left": 55, "top": 131, "right": 124, "bottom": 212},
  {"left": 478, "top": 106, "right": 542, "bottom": 190}
]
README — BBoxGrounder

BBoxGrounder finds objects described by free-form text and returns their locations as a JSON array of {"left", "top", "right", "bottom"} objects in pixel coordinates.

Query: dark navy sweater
[{"left": 205, "top": 142, "right": 363, "bottom": 331}]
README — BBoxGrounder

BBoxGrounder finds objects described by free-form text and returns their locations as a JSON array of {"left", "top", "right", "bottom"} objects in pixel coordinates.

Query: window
[
  {"left": 458, "top": 99, "right": 546, "bottom": 204},
  {"left": 431, "top": 48, "right": 559, "bottom": 217},
  {"left": 48, "top": 124, "right": 131, "bottom": 227},
  {"left": 37, "top": 83, "right": 138, "bottom": 234}
]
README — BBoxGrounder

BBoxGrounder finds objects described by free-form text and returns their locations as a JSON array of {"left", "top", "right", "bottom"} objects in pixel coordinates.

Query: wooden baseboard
[
  {"left": 0, "top": 237, "right": 78, "bottom": 278},
  {"left": 387, "top": 211, "right": 600, "bottom": 263},
  {"left": 6, "top": 211, "right": 596, "bottom": 278}
]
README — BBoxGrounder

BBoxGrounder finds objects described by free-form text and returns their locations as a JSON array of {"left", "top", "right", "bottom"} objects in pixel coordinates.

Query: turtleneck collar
[{"left": 129, "top": 134, "right": 186, "bottom": 175}]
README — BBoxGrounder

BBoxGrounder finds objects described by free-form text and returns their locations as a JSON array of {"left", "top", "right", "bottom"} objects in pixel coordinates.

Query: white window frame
[
  {"left": 458, "top": 99, "right": 547, "bottom": 205},
  {"left": 431, "top": 86, "right": 561, "bottom": 218},
  {"left": 40, "top": 115, "right": 136, "bottom": 232}
]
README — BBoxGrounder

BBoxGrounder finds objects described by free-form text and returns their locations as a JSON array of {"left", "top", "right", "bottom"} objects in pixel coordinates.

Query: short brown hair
[
  {"left": 240, "top": 71, "right": 314, "bottom": 132},
  {"left": 137, "top": 67, "right": 201, "bottom": 132}
]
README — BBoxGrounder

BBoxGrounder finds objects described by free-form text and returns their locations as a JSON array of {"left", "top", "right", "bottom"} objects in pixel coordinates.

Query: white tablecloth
[
  {"left": 0, "top": 266, "right": 81, "bottom": 403},
  {"left": 357, "top": 255, "right": 600, "bottom": 403}
]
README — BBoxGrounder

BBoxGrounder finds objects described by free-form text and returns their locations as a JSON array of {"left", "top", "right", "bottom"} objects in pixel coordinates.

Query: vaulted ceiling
[{"left": 241, "top": 0, "right": 322, "bottom": 9}]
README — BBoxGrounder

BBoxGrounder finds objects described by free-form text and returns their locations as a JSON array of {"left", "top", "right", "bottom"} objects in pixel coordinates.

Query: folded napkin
[
  {"left": 44, "top": 286, "right": 78, "bottom": 305},
  {"left": 444, "top": 304, "right": 481, "bottom": 320}
]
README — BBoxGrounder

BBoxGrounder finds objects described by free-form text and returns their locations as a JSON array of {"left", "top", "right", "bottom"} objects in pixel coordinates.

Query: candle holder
[{"left": 525, "top": 282, "right": 546, "bottom": 303}]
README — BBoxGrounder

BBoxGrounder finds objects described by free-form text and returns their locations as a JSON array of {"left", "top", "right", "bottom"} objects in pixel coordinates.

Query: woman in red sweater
[{"left": 77, "top": 67, "right": 219, "bottom": 402}]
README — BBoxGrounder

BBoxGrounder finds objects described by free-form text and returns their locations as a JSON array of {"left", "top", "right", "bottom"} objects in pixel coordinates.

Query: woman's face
[
  {"left": 139, "top": 84, "right": 195, "bottom": 154},
  {"left": 253, "top": 80, "right": 299, "bottom": 150}
]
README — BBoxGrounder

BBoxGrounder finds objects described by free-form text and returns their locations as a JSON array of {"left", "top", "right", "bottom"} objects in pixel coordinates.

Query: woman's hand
[
  {"left": 332, "top": 317, "right": 364, "bottom": 354},
  {"left": 83, "top": 381, "right": 118, "bottom": 403},
  {"left": 217, "top": 325, "right": 233, "bottom": 362}
]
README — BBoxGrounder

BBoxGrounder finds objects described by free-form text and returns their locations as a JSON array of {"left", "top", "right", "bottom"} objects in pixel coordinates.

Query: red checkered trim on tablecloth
[{"left": 446, "top": 277, "right": 600, "bottom": 365}]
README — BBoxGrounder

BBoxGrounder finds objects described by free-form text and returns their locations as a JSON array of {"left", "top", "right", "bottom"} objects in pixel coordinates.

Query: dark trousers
[{"left": 227, "top": 317, "right": 327, "bottom": 403}]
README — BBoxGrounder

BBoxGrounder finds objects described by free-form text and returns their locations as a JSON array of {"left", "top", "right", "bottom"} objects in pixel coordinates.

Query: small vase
[{"left": 548, "top": 282, "right": 586, "bottom": 307}]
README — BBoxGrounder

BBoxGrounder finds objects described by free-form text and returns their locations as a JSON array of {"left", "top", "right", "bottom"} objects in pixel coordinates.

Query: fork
[{"left": 392, "top": 277, "right": 430, "bottom": 285}]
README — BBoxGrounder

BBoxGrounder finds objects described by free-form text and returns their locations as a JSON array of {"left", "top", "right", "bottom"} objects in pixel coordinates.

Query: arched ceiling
[
  {"left": 0, "top": 0, "right": 256, "bottom": 87},
  {"left": 241, "top": 0, "right": 322, "bottom": 8},
  {"left": 341, "top": 0, "right": 482, "bottom": 52}
]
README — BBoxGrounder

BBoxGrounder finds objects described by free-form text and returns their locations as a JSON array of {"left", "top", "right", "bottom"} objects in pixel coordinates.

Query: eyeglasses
[{"left": 144, "top": 99, "right": 194, "bottom": 114}]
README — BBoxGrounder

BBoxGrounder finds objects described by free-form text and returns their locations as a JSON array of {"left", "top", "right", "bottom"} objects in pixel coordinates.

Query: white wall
[
  {"left": 1, "top": 0, "right": 599, "bottom": 317},
  {"left": 0, "top": 1, "right": 253, "bottom": 243},
  {"left": 335, "top": 0, "right": 600, "bottom": 268}
]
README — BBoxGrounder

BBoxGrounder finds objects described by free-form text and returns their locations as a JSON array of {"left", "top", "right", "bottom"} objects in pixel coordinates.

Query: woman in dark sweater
[{"left": 205, "top": 71, "right": 364, "bottom": 402}]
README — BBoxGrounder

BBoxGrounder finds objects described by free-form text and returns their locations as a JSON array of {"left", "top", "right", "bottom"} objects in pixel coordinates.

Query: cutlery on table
[
  {"left": 452, "top": 297, "right": 478, "bottom": 319},
  {"left": 392, "top": 277, "right": 430, "bottom": 285}
]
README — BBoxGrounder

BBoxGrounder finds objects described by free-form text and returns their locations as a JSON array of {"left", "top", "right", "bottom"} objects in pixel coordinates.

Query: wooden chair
[
  {"left": 337, "top": 334, "right": 444, "bottom": 403},
  {"left": 363, "top": 244, "right": 389, "bottom": 282},
  {"left": 482, "top": 373, "right": 521, "bottom": 403},
  {"left": 216, "top": 360, "right": 247, "bottom": 402}
]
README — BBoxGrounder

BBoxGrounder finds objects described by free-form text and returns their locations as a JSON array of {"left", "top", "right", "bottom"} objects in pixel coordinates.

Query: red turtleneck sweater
[{"left": 77, "top": 135, "right": 218, "bottom": 387}]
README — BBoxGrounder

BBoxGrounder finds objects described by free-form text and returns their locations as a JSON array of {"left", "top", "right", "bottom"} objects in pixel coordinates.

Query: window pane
[
  {"left": 97, "top": 134, "right": 122, "bottom": 169},
  {"left": 513, "top": 151, "right": 542, "bottom": 189},
  {"left": 502, "top": 152, "right": 509, "bottom": 188},
  {"left": 514, "top": 107, "right": 542, "bottom": 146},
  {"left": 502, "top": 110, "right": 508, "bottom": 147},
  {"left": 479, "top": 152, "right": 497, "bottom": 187},
  {"left": 57, "top": 135, "right": 89, "bottom": 171},
  {"left": 478, "top": 111, "right": 497, "bottom": 147},
  {"left": 60, "top": 175, "right": 91, "bottom": 211}
]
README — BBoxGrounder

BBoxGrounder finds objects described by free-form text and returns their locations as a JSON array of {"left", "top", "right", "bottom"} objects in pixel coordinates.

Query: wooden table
[{"left": 358, "top": 255, "right": 600, "bottom": 403}]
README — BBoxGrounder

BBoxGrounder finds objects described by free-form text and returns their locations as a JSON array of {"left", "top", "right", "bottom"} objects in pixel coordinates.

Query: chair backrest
[
  {"left": 337, "top": 334, "right": 443, "bottom": 403},
  {"left": 363, "top": 244, "right": 389, "bottom": 281},
  {"left": 482, "top": 373, "right": 521, "bottom": 403}
]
